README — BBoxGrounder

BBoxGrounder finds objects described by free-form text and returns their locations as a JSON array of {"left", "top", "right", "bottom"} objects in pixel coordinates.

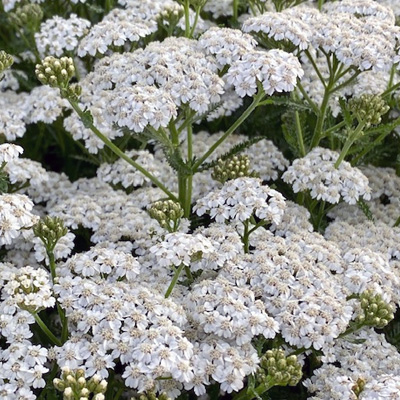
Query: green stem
[
  {"left": 350, "top": 129, "right": 392, "bottom": 166},
  {"left": 233, "top": 378, "right": 275, "bottom": 400},
  {"left": 294, "top": 110, "right": 306, "bottom": 157},
  {"left": 331, "top": 70, "right": 361, "bottom": 93},
  {"left": 334, "top": 121, "right": 366, "bottom": 168},
  {"left": 296, "top": 81, "right": 319, "bottom": 114},
  {"left": 47, "top": 250, "right": 56, "bottom": 282},
  {"left": 233, "top": 0, "right": 239, "bottom": 23},
  {"left": 33, "top": 313, "right": 62, "bottom": 346},
  {"left": 381, "top": 81, "right": 400, "bottom": 99},
  {"left": 68, "top": 99, "right": 178, "bottom": 202},
  {"left": 189, "top": 6, "right": 201, "bottom": 38},
  {"left": 193, "top": 84, "right": 265, "bottom": 172},
  {"left": 242, "top": 220, "right": 250, "bottom": 254},
  {"left": 323, "top": 120, "right": 346, "bottom": 138},
  {"left": 393, "top": 216, "right": 400, "bottom": 227},
  {"left": 184, "top": 266, "right": 194, "bottom": 283},
  {"left": 113, "top": 387, "right": 124, "bottom": 400},
  {"left": 310, "top": 86, "right": 331, "bottom": 149},
  {"left": 165, "top": 264, "right": 185, "bottom": 298},
  {"left": 304, "top": 49, "right": 327, "bottom": 88},
  {"left": 183, "top": 0, "right": 191, "bottom": 38}
]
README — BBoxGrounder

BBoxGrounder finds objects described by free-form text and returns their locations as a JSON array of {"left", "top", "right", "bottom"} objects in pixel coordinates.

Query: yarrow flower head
[
  {"left": 282, "top": 147, "right": 371, "bottom": 204},
  {"left": 3, "top": 265, "right": 55, "bottom": 312},
  {"left": 198, "top": 27, "right": 257, "bottom": 68},
  {"left": 35, "top": 14, "right": 90, "bottom": 57},
  {"left": 194, "top": 177, "right": 286, "bottom": 224},
  {"left": 242, "top": 10, "right": 313, "bottom": 51},
  {"left": 226, "top": 49, "right": 304, "bottom": 97},
  {"left": 149, "top": 232, "right": 217, "bottom": 268},
  {"left": 103, "top": 86, "right": 177, "bottom": 133},
  {"left": 0, "top": 143, "right": 23, "bottom": 163}
]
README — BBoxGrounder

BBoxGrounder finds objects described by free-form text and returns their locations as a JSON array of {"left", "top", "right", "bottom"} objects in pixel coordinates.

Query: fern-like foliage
[{"left": 197, "top": 136, "right": 265, "bottom": 172}]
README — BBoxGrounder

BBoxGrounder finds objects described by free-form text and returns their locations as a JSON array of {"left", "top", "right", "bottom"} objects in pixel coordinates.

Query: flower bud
[{"left": 212, "top": 154, "right": 258, "bottom": 184}]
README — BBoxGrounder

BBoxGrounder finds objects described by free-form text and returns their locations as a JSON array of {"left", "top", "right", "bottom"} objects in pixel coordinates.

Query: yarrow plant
[{"left": 2, "top": 0, "right": 400, "bottom": 399}]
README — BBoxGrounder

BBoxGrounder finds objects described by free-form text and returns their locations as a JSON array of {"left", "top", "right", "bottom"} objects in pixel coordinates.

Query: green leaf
[
  {"left": 197, "top": 136, "right": 265, "bottom": 172},
  {"left": 357, "top": 198, "right": 374, "bottom": 221}
]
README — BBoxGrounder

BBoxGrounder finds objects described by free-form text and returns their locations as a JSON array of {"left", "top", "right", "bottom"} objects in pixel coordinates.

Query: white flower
[
  {"left": 282, "top": 147, "right": 371, "bottom": 204},
  {"left": 194, "top": 177, "right": 286, "bottom": 225}
]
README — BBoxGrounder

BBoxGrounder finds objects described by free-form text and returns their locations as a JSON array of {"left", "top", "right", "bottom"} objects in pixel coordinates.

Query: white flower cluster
[
  {"left": 193, "top": 223, "right": 243, "bottom": 271},
  {"left": 188, "top": 338, "right": 259, "bottom": 395},
  {"left": 57, "top": 246, "right": 141, "bottom": 282},
  {"left": 0, "top": 91, "right": 30, "bottom": 141},
  {"left": 25, "top": 86, "right": 67, "bottom": 124},
  {"left": 341, "top": 247, "right": 400, "bottom": 305},
  {"left": 5, "top": 157, "right": 49, "bottom": 188},
  {"left": 97, "top": 150, "right": 164, "bottom": 189},
  {"left": 33, "top": 231, "right": 75, "bottom": 266},
  {"left": 35, "top": 14, "right": 90, "bottom": 57},
  {"left": 304, "top": 329, "right": 400, "bottom": 399},
  {"left": 322, "top": 0, "right": 395, "bottom": 22},
  {"left": 0, "top": 143, "right": 23, "bottom": 163},
  {"left": 187, "top": 277, "right": 279, "bottom": 345},
  {"left": 0, "top": 194, "right": 38, "bottom": 246},
  {"left": 282, "top": 147, "right": 371, "bottom": 204},
  {"left": 3, "top": 265, "right": 55, "bottom": 312},
  {"left": 325, "top": 220, "right": 400, "bottom": 263},
  {"left": 198, "top": 27, "right": 257, "bottom": 68},
  {"left": 269, "top": 201, "right": 313, "bottom": 237},
  {"left": 234, "top": 231, "right": 352, "bottom": 350},
  {"left": 194, "top": 177, "right": 286, "bottom": 224},
  {"left": 103, "top": 85, "right": 177, "bottom": 133},
  {"left": 242, "top": 10, "right": 313, "bottom": 50},
  {"left": 226, "top": 49, "right": 304, "bottom": 97},
  {"left": 149, "top": 232, "right": 217, "bottom": 268},
  {"left": 0, "top": 342, "right": 49, "bottom": 398},
  {"left": 203, "top": 0, "right": 234, "bottom": 18},
  {"left": 77, "top": 8, "right": 154, "bottom": 57},
  {"left": 53, "top": 277, "right": 192, "bottom": 391}
]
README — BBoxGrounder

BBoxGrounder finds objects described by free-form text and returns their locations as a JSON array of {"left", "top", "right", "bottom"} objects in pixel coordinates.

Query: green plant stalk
[
  {"left": 46, "top": 247, "right": 69, "bottom": 342},
  {"left": 165, "top": 263, "right": 185, "bottom": 298},
  {"left": 242, "top": 220, "right": 250, "bottom": 254},
  {"left": 184, "top": 110, "right": 194, "bottom": 217},
  {"left": 334, "top": 121, "right": 366, "bottom": 168},
  {"left": 350, "top": 129, "right": 393, "bottom": 166},
  {"left": 189, "top": 6, "right": 201, "bottom": 38},
  {"left": 381, "top": 81, "right": 400, "bottom": 99},
  {"left": 294, "top": 110, "right": 306, "bottom": 157},
  {"left": 233, "top": 0, "right": 239, "bottom": 23},
  {"left": 193, "top": 84, "right": 266, "bottom": 172},
  {"left": 295, "top": 81, "right": 319, "bottom": 114},
  {"left": 183, "top": 0, "right": 191, "bottom": 38},
  {"left": 304, "top": 50, "right": 327, "bottom": 88},
  {"left": 68, "top": 99, "right": 179, "bottom": 202},
  {"left": 33, "top": 313, "right": 62, "bottom": 346},
  {"left": 233, "top": 377, "right": 275, "bottom": 400}
]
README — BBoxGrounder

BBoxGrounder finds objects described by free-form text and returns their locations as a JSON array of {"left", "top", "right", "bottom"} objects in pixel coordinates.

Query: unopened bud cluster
[
  {"left": 33, "top": 216, "right": 68, "bottom": 251},
  {"left": 53, "top": 368, "right": 107, "bottom": 400},
  {"left": 355, "top": 290, "right": 395, "bottom": 329},
  {"left": 35, "top": 56, "right": 76, "bottom": 90},
  {"left": 0, "top": 51, "right": 13, "bottom": 75},
  {"left": 159, "top": 3, "right": 184, "bottom": 24},
  {"left": 212, "top": 155, "right": 258, "bottom": 183},
  {"left": 148, "top": 200, "right": 183, "bottom": 232},
  {"left": 352, "top": 377, "right": 366, "bottom": 397},
  {"left": 348, "top": 94, "right": 389, "bottom": 128},
  {"left": 8, "top": 4, "right": 43, "bottom": 30},
  {"left": 134, "top": 389, "right": 171, "bottom": 400},
  {"left": 257, "top": 348, "right": 302, "bottom": 387}
]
